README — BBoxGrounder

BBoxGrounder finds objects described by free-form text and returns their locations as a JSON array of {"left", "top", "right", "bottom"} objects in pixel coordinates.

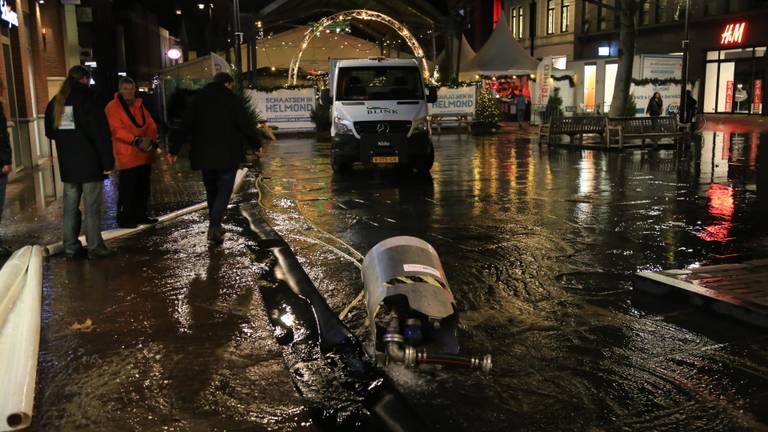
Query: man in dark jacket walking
[
  {"left": 0, "top": 79, "right": 13, "bottom": 257},
  {"left": 44, "top": 66, "right": 116, "bottom": 259},
  {"left": 168, "top": 72, "right": 261, "bottom": 244}
]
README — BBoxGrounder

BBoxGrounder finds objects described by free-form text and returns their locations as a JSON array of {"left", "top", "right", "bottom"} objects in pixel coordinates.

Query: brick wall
[{"left": 32, "top": 2, "right": 67, "bottom": 113}]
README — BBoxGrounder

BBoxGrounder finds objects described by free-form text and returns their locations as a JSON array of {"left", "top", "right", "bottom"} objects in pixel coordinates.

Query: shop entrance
[{"left": 703, "top": 47, "right": 766, "bottom": 115}]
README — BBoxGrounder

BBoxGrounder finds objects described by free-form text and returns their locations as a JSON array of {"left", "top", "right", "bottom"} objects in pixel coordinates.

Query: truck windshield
[{"left": 336, "top": 66, "right": 423, "bottom": 101}]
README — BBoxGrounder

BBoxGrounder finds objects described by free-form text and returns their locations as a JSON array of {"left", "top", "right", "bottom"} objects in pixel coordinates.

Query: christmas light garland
[
  {"left": 288, "top": 9, "right": 431, "bottom": 85},
  {"left": 631, "top": 77, "right": 684, "bottom": 86}
]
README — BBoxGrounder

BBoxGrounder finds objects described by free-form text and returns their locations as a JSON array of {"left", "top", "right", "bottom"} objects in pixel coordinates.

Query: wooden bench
[
  {"left": 606, "top": 116, "right": 686, "bottom": 148},
  {"left": 431, "top": 115, "right": 473, "bottom": 134},
  {"left": 539, "top": 115, "right": 606, "bottom": 145}
]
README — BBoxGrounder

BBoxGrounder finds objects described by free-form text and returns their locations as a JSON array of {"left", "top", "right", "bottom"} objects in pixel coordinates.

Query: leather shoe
[
  {"left": 64, "top": 246, "right": 87, "bottom": 258},
  {"left": 207, "top": 226, "right": 225, "bottom": 244},
  {"left": 88, "top": 247, "right": 117, "bottom": 260}
]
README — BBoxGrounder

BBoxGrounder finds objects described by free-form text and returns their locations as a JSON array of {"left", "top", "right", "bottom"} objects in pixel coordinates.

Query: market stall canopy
[
  {"left": 158, "top": 53, "right": 231, "bottom": 80},
  {"left": 460, "top": 11, "right": 539, "bottom": 79},
  {"left": 437, "top": 35, "right": 476, "bottom": 77}
]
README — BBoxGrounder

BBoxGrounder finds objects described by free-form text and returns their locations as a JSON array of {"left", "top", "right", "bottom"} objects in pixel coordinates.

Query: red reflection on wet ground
[
  {"left": 697, "top": 183, "right": 735, "bottom": 242},
  {"left": 703, "top": 115, "right": 768, "bottom": 133}
]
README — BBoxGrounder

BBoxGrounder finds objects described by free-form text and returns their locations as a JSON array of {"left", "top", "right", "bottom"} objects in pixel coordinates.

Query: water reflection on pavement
[{"left": 33, "top": 130, "right": 768, "bottom": 431}]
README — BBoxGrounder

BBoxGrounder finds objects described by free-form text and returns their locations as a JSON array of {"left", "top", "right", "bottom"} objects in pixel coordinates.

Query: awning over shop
[{"left": 460, "top": 11, "right": 539, "bottom": 79}]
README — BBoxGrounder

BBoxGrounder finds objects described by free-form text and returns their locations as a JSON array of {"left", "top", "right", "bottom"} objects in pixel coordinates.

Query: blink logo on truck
[{"left": 366, "top": 106, "right": 399, "bottom": 115}]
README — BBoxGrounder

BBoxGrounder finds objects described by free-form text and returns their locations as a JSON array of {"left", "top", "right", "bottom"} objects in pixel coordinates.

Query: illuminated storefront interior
[{"left": 702, "top": 22, "right": 766, "bottom": 115}]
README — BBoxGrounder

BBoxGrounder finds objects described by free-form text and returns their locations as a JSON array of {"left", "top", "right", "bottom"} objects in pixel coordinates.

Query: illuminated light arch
[{"left": 288, "top": 9, "right": 431, "bottom": 85}]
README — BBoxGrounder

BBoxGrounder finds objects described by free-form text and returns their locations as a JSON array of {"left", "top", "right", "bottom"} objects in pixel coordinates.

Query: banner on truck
[
  {"left": 247, "top": 88, "right": 316, "bottom": 130},
  {"left": 428, "top": 86, "right": 476, "bottom": 117}
]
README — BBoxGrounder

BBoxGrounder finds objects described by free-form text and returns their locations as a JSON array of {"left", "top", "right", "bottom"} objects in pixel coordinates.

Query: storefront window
[
  {"left": 604, "top": 63, "right": 618, "bottom": 113},
  {"left": 584, "top": 64, "right": 597, "bottom": 112},
  {"left": 704, "top": 47, "right": 765, "bottom": 115},
  {"left": 704, "top": 62, "right": 718, "bottom": 113},
  {"left": 721, "top": 48, "right": 753, "bottom": 60}
]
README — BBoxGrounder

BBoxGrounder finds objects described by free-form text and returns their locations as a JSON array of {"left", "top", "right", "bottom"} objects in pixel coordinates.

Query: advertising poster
[
  {"left": 247, "top": 88, "right": 316, "bottom": 130},
  {"left": 428, "top": 86, "right": 476, "bottom": 117},
  {"left": 725, "top": 81, "right": 734, "bottom": 112},
  {"left": 630, "top": 55, "right": 683, "bottom": 115},
  {"left": 754, "top": 80, "right": 763, "bottom": 114}
]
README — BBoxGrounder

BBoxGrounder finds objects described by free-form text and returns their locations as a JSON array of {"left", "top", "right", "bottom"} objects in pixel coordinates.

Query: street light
[{"left": 679, "top": 0, "right": 691, "bottom": 124}]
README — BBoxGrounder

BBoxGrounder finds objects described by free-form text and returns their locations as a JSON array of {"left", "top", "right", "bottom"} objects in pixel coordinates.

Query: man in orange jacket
[{"left": 105, "top": 77, "right": 159, "bottom": 228}]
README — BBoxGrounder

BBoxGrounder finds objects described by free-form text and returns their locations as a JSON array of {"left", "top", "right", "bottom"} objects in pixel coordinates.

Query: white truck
[{"left": 321, "top": 57, "right": 438, "bottom": 173}]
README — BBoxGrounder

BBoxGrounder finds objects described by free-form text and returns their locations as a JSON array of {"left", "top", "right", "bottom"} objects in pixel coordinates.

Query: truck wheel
[
  {"left": 331, "top": 156, "right": 351, "bottom": 174},
  {"left": 412, "top": 149, "right": 434, "bottom": 174}
]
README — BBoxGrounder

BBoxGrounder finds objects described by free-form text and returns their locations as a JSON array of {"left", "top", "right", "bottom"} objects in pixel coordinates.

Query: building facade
[
  {"left": 498, "top": 0, "right": 767, "bottom": 115},
  {"left": 0, "top": 0, "right": 177, "bottom": 180}
]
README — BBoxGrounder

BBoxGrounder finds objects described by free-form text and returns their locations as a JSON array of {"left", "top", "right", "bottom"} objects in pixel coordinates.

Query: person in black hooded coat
[
  {"left": 44, "top": 65, "right": 115, "bottom": 259},
  {"left": 168, "top": 72, "right": 261, "bottom": 245}
]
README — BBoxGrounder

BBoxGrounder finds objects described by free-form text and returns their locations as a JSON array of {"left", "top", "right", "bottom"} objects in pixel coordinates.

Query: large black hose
[{"left": 240, "top": 204, "right": 428, "bottom": 432}]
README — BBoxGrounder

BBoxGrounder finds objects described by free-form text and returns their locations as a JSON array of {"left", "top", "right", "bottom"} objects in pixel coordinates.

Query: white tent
[
  {"left": 461, "top": 11, "right": 539, "bottom": 79},
  {"left": 437, "top": 35, "right": 476, "bottom": 77}
]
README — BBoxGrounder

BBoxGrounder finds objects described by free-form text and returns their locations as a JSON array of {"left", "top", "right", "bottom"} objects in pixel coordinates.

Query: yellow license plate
[{"left": 372, "top": 156, "right": 399, "bottom": 164}]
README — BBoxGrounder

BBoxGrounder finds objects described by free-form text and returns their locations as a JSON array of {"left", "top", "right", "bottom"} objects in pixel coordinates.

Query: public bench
[
  {"left": 430, "top": 115, "right": 473, "bottom": 133},
  {"left": 606, "top": 116, "right": 686, "bottom": 148},
  {"left": 539, "top": 115, "right": 606, "bottom": 145}
]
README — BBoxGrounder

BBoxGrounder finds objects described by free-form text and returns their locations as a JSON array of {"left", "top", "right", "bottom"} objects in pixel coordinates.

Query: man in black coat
[
  {"left": 168, "top": 72, "right": 261, "bottom": 244},
  {"left": 44, "top": 65, "right": 115, "bottom": 259},
  {"left": 0, "top": 79, "right": 13, "bottom": 257}
]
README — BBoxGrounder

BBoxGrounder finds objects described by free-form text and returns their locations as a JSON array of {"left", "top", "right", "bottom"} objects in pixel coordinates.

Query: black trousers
[
  {"left": 118, "top": 164, "right": 151, "bottom": 223},
  {"left": 201, "top": 169, "right": 237, "bottom": 228}
]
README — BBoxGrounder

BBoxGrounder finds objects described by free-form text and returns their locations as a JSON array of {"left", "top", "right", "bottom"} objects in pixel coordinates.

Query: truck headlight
[
  {"left": 334, "top": 117, "right": 354, "bottom": 135},
  {"left": 412, "top": 118, "right": 430, "bottom": 134}
]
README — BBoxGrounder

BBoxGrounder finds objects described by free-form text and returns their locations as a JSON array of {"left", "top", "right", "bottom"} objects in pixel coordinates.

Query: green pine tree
[
  {"left": 623, "top": 94, "right": 638, "bottom": 117},
  {"left": 474, "top": 87, "right": 501, "bottom": 129},
  {"left": 231, "top": 69, "right": 263, "bottom": 137}
]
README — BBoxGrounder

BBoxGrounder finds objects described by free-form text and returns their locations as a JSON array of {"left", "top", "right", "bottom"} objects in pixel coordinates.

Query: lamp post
[
  {"left": 679, "top": 0, "right": 690, "bottom": 124},
  {"left": 233, "top": 0, "right": 243, "bottom": 80}
]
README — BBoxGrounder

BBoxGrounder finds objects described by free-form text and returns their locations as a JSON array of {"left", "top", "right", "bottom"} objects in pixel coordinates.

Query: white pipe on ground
[
  {"left": 45, "top": 168, "right": 249, "bottom": 256},
  {"left": 0, "top": 247, "right": 32, "bottom": 330},
  {"left": 0, "top": 245, "right": 43, "bottom": 431}
]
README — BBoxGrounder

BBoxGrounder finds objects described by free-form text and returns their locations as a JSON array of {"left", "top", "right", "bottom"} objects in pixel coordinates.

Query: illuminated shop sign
[
  {"left": 0, "top": 0, "right": 17, "bottom": 28},
  {"left": 720, "top": 22, "right": 746, "bottom": 46}
]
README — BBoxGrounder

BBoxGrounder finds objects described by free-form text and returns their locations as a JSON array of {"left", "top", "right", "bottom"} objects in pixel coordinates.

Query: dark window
[
  {"left": 598, "top": 2, "right": 607, "bottom": 31},
  {"left": 640, "top": 0, "right": 650, "bottom": 25},
  {"left": 561, "top": 0, "right": 570, "bottom": 32},
  {"left": 656, "top": 0, "right": 667, "bottom": 23},
  {"left": 336, "top": 67, "right": 424, "bottom": 101},
  {"left": 582, "top": 1, "right": 591, "bottom": 33},
  {"left": 547, "top": 0, "right": 555, "bottom": 34}
]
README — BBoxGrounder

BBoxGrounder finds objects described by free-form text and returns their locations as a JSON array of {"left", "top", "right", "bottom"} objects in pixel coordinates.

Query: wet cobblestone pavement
[{"left": 26, "top": 129, "right": 768, "bottom": 431}]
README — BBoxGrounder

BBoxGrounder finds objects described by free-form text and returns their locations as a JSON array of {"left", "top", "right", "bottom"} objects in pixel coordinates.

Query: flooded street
[{"left": 33, "top": 130, "right": 768, "bottom": 431}]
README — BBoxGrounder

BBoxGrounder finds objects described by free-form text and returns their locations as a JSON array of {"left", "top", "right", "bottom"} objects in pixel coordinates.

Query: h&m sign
[{"left": 720, "top": 22, "right": 746, "bottom": 46}]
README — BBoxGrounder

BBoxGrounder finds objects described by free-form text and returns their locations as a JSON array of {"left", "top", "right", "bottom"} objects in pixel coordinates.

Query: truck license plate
[{"left": 372, "top": 156, "right": 399, "bottom": 164}]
